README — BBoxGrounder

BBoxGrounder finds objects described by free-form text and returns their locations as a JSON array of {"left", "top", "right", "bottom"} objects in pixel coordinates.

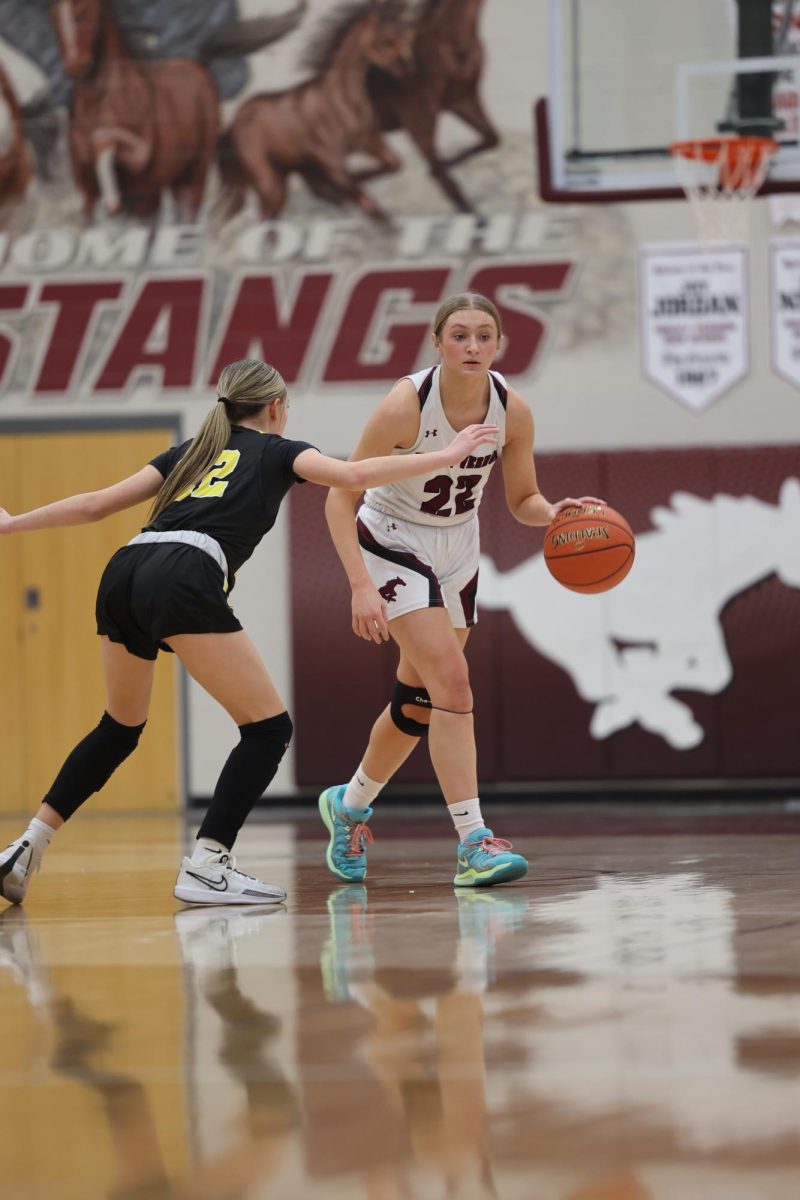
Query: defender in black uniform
[{"left": 0, "top": 358, "right": 497, "bottom": 908}]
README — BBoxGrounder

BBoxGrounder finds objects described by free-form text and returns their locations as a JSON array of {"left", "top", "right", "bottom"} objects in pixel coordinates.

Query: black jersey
[{"left": 146, "top": 426, "right": 314, "bottom": 581}]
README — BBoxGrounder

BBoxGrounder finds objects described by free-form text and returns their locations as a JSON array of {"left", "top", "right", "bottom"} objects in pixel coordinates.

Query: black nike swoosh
[
  {"left": 186, "top": 869, "right": 228, "bottom": 892},
  {"left": 356, "top": 776, "right": 365, "bottom": 786},
  {"left": 0, "top": 844, "right": 26, "bottom": 882},
  {"left": 452, "top": 810, "right": 470, "bottom": 817}
]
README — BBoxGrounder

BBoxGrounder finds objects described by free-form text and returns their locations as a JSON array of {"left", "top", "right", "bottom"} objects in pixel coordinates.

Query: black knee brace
[
  {"left": 44, "top": 711, "right": 146, "bottom": 821},
  {"left": 390, "top": 682, "right": 432, "bottom": 737},
  {"left": 199, "top": 711, "right": 293, "bottom": 848}
]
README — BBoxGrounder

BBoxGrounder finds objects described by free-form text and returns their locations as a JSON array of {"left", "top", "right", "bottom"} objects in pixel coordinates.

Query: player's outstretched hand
[
  {"left": 442, "top": 423, "right": 499, "bottom": 466},
  {"left": 0, "top": 507, "right": 14, "bottom": 534},
  {"left": 547, "top": 495, "right": 606, "bottom": 522}
]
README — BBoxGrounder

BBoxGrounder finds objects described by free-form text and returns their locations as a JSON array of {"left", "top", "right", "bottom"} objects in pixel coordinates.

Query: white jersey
[{"left": 363, "top": 365, "right": 508, "bottom": 527}]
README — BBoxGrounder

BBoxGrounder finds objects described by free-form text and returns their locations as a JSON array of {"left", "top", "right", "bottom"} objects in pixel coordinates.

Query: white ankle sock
[
  {"left": 448, "top": 797, "right": 485, "bottom": 842},
  {"left": 343, "top": 763, "right": 384, "bottom": 811},
  {"left": 191, "top": 838, "right": 229, "bottom": 865},
  {"left": 26, "top": 818, "right": 55, "bottom": 848}
]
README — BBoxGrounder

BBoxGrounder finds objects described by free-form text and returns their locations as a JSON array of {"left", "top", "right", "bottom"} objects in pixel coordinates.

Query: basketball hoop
[{"left": 669, "top": 135, "right": 778, "bottom": 242}]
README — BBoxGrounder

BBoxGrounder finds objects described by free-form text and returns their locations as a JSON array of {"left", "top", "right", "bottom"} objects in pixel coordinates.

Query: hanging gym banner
[
  {"left": 639, "top": 243, "right": 749, "bottom": 413},
  {"left": 770, "top": 236, "right": 800, "bottom": 389}
]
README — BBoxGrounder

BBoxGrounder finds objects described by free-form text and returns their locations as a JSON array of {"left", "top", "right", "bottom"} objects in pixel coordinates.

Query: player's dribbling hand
[
  {"left": 547, "top": 495, "right": 606, "bottom": 521},
  {"left": 351, "top": 582, "right": 389, "bottom": 644},
  {"left": 443, "top": 423, "right": 499, "bottom": 465}
]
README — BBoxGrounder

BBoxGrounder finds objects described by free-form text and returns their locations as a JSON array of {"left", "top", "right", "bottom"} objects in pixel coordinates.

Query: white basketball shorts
[{"left": 356, "top": 504, "right": 480, "bottom": 628}]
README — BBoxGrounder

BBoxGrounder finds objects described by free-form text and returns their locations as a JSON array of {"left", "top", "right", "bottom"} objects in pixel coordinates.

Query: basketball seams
[
  {"left": 544, "top": 544, "right": 634, "bottom": 562},
  {"left": 553, "top": 549, "right": 634, "bottom": 592}
]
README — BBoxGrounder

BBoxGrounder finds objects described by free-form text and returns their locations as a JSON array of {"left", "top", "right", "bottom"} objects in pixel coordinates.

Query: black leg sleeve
[
  {"left": 198, "top": 712, "right": 293, "bottom": 849},
  {"left": 43, "top": 712, "right": 146, "bottom": 821}
]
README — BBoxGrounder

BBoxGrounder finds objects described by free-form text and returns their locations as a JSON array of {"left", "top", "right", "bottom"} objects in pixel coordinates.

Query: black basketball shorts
[{"left": 96, "top": 542, "right": 242, "bottom": 660}]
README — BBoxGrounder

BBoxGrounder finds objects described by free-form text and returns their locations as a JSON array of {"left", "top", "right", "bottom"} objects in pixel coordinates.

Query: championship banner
[
  {"left": 770, "top": 236, "right": 800, "bottom": 389},
  {"left": 639, "top": 243, "right": 749, "bottom": 412}
]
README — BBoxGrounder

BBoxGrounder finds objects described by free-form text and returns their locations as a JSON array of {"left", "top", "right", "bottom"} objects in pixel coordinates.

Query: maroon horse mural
[
  {"left": 50, "top": 0, "right": 220, "bottom": 219},
  {"left": 216, "top": 1, "right": 414, "bottom": 223},
  {"left": 0, "top": 65, "right": 33, "bottom": 216},
  {"left": 368, "top": 0, "right": 499, "bottom": 212}
]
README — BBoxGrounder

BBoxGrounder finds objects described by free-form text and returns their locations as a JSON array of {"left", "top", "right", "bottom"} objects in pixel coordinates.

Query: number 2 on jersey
[
  {"left": 419, "top": 473, "right": 481, "bottom": 516},
  {"left": 176, "top": 449, "right": 241, "bottom": 501}
]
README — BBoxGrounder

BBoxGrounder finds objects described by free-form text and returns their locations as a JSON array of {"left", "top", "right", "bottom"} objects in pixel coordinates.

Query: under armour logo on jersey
[
  {"left": 379, "top": 577, "right": 406, "bottom": 603},
  {"left": 425, "top": 428, "right": 438, "bottom": 437}
]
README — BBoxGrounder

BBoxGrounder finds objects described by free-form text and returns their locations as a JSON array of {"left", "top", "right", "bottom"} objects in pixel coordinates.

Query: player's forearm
[
  {"left": 512, "top": 491, "right": 553, "bottom": 526},
  {"left": 348, "top": 445, "right": 456, "bottom": 491},
  {"left": 325, "top": 489, "right": 372, "bottom": 587},
  {"left": 5, "top": 492, "right": 106, "bottom": 533}
]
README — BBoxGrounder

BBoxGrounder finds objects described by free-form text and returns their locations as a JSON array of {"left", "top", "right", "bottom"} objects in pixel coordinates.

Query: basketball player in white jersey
[{"left": 320, "top": 293, "right": 601, "bottom": 888}]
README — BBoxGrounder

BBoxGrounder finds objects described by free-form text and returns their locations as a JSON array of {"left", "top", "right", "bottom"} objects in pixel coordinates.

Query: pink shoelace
[
  {"left": 476, "top": 836, "right": 514, "bottom": 855},
  {"left": 346, "top": 821, "right": 374, "bottom": 858}
]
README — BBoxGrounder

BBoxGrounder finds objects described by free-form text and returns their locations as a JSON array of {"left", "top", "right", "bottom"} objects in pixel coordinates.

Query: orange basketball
[{"left": 544, "top": 503, "right": 635, "bottom": 594}]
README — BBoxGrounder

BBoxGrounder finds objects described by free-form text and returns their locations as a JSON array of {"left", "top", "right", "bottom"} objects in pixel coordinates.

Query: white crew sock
[
  {"left": 191, "top": 837, "right": 229, "bottom": 865},
  {"left": 448, "top": 797, "right": 485, "bottom": 842},
  {"left": 343, "top": 763, "right": 384, "bottom": 811},
  {"left": 26, "top": 817, "right": 55, "bottom": 849}
]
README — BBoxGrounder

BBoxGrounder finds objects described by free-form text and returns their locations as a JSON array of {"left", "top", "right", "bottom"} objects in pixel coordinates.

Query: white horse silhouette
[{"left": 478, "top": 478, "right": 800, "bottom": 749}]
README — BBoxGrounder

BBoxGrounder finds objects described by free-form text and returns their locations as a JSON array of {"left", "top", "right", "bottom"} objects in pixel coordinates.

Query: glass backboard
[{"left": 537, "top": 0, "right": 800, "bottom": 201}]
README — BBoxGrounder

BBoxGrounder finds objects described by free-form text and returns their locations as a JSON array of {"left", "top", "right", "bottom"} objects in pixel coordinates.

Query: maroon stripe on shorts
[
  {"left": 357, "top": 517, "right": 443, "bottom": 607},
  {"left": 459, "top": 568, "right": 479, "bottom": 626}
]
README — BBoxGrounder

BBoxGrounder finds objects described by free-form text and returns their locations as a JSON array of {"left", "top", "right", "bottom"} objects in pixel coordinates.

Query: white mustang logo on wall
[{"left": 479, "top": 479, "right": 800, "bottom": 750}]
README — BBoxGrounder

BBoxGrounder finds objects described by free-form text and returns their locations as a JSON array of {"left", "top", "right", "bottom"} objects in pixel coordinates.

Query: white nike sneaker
[
  {"left": 0, "top": 834, "right": 45, "bottom": 906},
  {"left": 173, "top": 852, "right": 287, "bottom": 907}
]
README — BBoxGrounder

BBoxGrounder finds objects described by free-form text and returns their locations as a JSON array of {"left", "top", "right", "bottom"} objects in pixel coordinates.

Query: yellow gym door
[{"left": 0, "top": 426, "right": 180, "bottom": 815}]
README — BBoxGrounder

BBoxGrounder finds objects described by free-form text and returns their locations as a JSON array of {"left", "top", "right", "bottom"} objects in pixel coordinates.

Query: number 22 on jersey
[
  {"left": 420, "top": 473, "right": 481, "bottom": 517},
  {"left": 175, "top": 449, "right": 241, "bottom": 502}
]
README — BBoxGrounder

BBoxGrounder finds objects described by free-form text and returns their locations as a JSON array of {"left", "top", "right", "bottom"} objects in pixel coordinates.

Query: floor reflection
[
  {"left": 1, "top": 903, "right": 296, "bottom": 1200},
  {"left": 300, "top": 885, "right": 528, "bottom": 1199},
  {"left": 0, "top": 812, "right": 799, "bottom": 1199}
]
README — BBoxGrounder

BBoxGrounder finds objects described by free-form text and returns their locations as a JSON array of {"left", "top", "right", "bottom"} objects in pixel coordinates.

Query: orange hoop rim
[{"left": 669, "top": 134, "right": 779, "bottom": 165}]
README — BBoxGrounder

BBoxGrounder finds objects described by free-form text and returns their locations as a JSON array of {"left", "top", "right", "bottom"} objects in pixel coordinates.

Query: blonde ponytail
[{"left": 148, "top": 359, "right": 287, "bottom": 522}]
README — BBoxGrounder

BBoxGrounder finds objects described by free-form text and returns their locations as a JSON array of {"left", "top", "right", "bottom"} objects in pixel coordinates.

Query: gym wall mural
[{"left": 0, "top": 0, "right": 567, "bottom": 396}]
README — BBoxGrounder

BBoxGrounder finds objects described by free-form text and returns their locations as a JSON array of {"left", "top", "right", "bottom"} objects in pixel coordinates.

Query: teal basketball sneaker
[
  {"left": 318, "top": 785, "right": 374, "bottom": 882},
  {"left": 453, "top": 827, "right": 528, "bottom": 887}
]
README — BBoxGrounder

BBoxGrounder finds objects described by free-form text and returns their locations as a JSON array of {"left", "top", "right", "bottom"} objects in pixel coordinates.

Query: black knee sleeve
[
  {"left": 44, "top": 711, "right": 146, "bottom": 821},
  {"left": 390, "top": 682, "right": 432, "bottom": 737},
  {"left": 198, "top": 711, "right": 293, "bottom": 848}
]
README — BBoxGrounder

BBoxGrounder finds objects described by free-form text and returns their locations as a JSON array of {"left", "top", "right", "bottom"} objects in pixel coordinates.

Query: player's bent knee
[
  {"left": 446, "top": 682, "right": 473, "bottom": 711},
  {"left": 390, "top": 682, "right": 432, "bottom": 737},
  {"left": 104, "top": 711, "right": 147, "bottom": 751},
  {"left": 427, "top": 675, "right": 472, "bottom": 713},
  {"left": 240, "top": 711, "right": 293, "bottom": 756}
]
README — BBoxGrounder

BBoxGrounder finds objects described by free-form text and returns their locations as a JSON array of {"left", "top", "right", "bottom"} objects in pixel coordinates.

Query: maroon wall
[{"left": 290, "top": 446, "right": 800, "bottom": 788}]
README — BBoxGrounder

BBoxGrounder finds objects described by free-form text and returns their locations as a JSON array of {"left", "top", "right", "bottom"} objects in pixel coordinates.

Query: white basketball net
[{"left": 670, "top": 136, "right": 777, "bottom": 242}]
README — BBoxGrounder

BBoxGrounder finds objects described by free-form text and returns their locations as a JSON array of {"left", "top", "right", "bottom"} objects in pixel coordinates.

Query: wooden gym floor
[{"left": 1, "top": 801, "right": 799, "bottom": 1200}]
